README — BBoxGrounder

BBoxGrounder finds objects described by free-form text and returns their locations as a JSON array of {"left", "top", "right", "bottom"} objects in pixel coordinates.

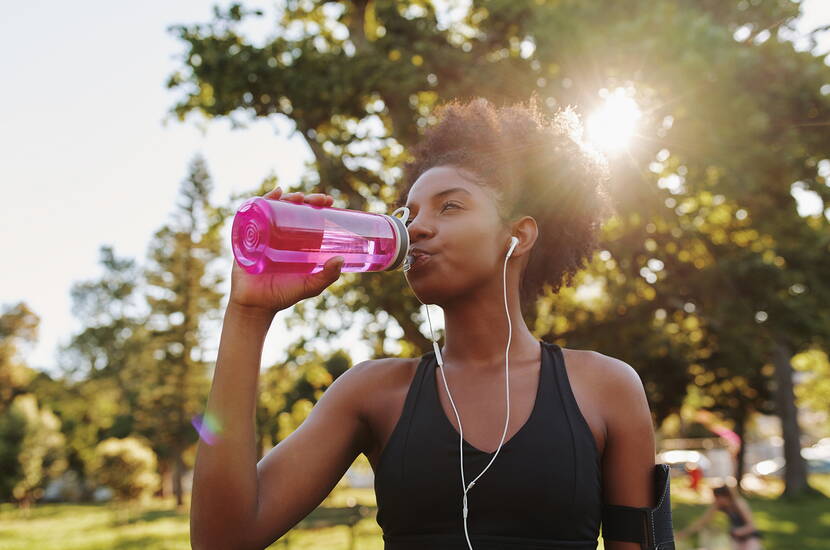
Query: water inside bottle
[{"left": 232, "top": 197, "right": 401, "bottom": 274}]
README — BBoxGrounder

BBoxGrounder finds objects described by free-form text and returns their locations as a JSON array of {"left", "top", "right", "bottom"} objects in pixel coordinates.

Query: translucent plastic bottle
[{"left": 232, "top": 196, "right": 411, "bottom": 274}]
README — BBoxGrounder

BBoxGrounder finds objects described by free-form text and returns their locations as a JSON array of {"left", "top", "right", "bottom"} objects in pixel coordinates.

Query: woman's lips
[{"left": 407, "top": 253, "right": 433, "bottom": 272}]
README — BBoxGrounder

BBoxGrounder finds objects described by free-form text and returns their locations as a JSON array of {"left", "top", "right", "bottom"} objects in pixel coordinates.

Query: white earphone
[
  {"left": 507, "top": 235, "right": 519, "bottom": 258},
  {"left": 413, "top": 235, "right": 519, "bottom": 550}
]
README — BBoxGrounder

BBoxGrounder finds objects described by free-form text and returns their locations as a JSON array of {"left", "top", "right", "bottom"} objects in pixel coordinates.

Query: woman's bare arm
[
  {"left": 190, "top": 303, "right": 276, "bottom": 550},
  {"left": 595, "top": 354, "right": 657, "bottom": 550},
  {"left": 677, "top": 504, "right": 717, "bottom": 538},
  {"left": 248, "top": 358, "right": 372, "bottom": 548},
  {"left": 190, "top": 186, "right": 359, "bottom": 550},
  {"left": 190, "top": 303, "right": 373, "bottom": 550}
]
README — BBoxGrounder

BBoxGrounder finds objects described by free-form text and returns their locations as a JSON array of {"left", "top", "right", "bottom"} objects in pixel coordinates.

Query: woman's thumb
[
  {"left": 328, "top": 256, "right": 345, "bottom": 275},
  {"left": 307, "top": 256, "right": 344, "bottom": 296}
]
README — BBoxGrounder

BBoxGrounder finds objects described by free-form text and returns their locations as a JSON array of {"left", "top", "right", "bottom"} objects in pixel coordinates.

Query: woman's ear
[{"left": 509, "top": 216, "right": 538, "bottom": 257}]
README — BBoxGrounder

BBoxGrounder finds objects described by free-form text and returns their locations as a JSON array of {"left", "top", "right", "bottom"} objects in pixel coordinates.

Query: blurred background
[{"left": 1, "top": 1, "right": 829, "bottom": 548}]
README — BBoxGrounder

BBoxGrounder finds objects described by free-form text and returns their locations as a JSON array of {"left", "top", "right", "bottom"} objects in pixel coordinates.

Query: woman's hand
[{"left": 229, "top": 186, "right": 341, "bottom": 317}]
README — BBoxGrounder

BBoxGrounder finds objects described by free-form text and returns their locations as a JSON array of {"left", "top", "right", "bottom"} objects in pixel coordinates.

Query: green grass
[
  {"left": 1, "top": 476, "right": 828, "bottom": 550},
  {"left": 0, "top": 501, "right": 191, "bottom": 550}
]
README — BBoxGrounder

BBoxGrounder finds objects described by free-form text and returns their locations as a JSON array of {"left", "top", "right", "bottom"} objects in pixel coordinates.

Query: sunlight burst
[{"left": 587, "top": 88, "right": 641, "bottom": 154}]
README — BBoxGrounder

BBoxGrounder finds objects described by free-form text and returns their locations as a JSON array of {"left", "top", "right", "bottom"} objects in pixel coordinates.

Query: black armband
[{"left": 601, "top": 463, "right": 676, "bottom": 550}]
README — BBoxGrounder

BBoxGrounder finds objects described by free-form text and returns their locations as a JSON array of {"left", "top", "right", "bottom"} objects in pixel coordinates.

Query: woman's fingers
[
  {"left": 283, "top": 192, "right": 304, "bottom": 202},
  {"left": 270, "top": 188, "right": 335, "bottom": 206},
  {"left": 305, "top": 193, "right": 329, "bottom": 205},
  {"left": 308, "top": 193, "right": 331, "bottom": 205},
  {"left": 263, "top": 186, "right": 283, "bottom": 199}
]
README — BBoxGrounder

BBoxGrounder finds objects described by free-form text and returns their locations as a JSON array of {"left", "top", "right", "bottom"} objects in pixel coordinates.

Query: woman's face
[{"left": 403, "top": 165, "right": 508, "bottom": 305}]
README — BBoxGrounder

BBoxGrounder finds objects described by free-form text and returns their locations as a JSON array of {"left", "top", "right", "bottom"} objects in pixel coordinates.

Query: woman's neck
[{"left": 432, "top": 260, "right": 538, "bottom": 371}]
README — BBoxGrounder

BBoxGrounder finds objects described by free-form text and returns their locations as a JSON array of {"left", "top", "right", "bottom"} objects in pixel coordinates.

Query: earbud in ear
[{"left": 507, "top": 236, "right": 520, "bottom": 258}]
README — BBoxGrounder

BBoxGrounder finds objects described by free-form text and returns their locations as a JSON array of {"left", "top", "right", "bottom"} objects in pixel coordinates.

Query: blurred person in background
[{"left": 677, "top": 484, "right": 763, "bottom": 550}]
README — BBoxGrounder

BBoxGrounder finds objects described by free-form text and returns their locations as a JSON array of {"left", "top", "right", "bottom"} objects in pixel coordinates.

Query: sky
[{"left": 2, "top": 1, "right": 829, "bottom": 376}]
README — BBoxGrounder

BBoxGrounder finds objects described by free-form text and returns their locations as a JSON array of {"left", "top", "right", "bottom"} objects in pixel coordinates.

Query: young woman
[
  {"left": 677, "top": 485, "right": 764, "bottom": 550},
  {"left": 191, "top": 97, "right": 663, "bottom": 550}
]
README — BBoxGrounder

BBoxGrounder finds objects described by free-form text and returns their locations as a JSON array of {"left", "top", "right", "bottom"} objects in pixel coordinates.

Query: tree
[
  {"left": 0, "top": 394, "right": 67, "bottom": 508},
  {"left": 137, "top": 154, "right": 227, "bottom": 507},
  {"left": 794, "top": 348, "right": 830, "bottom": 435},
  {"left": 55, "top": 245, "right": 150, "bottom": 482},
  {"left": 62, "top": 245, "right": 146, "bottom": 385},
  {"left": 0, "top": 302, "right": 39, "bottom": 414},
  {"left": 257, "top": 347, "right": 352, "bottom": 458},
  {"left": 28, "top": 372, "right": 136, "bottom": 499},
  {"left": 168, "top": 0, "right": 830, "bottom": 496},
  {"left": 87, "top": 437, "right": 160, "bottom": 503}
]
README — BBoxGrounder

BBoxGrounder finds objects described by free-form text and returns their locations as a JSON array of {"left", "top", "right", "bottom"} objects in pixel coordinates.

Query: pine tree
[{"left": 138, "top": 154, "right": 227, "bottom": 507}]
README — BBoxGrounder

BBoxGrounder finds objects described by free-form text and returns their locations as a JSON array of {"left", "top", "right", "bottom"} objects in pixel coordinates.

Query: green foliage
[
  {"left": 0, "top": 394, "right": 67, "bottom": 505},
  {"left": 57, "top": 246, "right": 154, "bottom": 485},
  {"left": 31, "top": 373, "right": 134, "bottom": 486},
  {"left": 86, "top": 437, "right": 160, "bottom": 503},
  {"left": 793, "top": 348, "right": 830, "bottom": 433},
  {"left": 257, "top": 348, "right": 353, "bottom": 457},
  {"left": 0, "top": 302, "right": 39, "bottom": 414}
]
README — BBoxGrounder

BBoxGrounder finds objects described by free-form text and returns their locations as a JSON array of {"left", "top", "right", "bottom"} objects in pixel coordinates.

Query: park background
[{"left": 2, "top": 0, "right": 830, "bottom": 548}]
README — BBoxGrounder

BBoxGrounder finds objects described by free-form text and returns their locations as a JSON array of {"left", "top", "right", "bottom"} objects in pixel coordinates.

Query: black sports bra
[{"left": 372, "top": 341, "right": 602, "bottom": 549}]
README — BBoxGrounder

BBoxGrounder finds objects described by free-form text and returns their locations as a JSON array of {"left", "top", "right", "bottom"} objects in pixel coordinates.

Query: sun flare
[{"left": 587, "top": 88, "right": 641, "bottom": 153}]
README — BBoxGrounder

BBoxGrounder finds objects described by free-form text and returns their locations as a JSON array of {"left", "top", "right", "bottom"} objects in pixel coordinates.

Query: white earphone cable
[{"left": 422, "top": 237, "right": 516, "bottom": 550}]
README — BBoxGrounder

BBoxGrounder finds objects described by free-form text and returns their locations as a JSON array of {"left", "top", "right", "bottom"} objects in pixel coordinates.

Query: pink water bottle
[{"left": 231, "top": 197, "right": 411, "bottom": 274}]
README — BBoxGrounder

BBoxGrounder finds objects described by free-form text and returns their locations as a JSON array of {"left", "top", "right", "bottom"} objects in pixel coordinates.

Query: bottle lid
[{"left": 385, "top": 206, "right": 411, "bottom": 271}]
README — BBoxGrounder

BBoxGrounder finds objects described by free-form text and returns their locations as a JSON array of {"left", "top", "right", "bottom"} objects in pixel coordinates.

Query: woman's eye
[{"left": 405, "top": 203, "right": 460, "bottom": 226}]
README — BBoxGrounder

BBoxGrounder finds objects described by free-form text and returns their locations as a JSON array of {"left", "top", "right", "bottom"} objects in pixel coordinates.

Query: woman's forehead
[{"left": 406, "top": 165, "right": 488, "bottom": 207}]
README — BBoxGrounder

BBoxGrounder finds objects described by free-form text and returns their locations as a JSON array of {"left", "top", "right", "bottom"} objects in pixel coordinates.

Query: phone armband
[{"left": 601, "top": 463, "right": 676, "bottom": 550}]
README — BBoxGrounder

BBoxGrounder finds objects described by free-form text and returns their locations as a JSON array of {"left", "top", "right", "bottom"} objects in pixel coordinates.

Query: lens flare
[
  {"left": 192, "top": 412, "right": 223, "bottom": 445},
  {"left": 587, "top": 88, "right": 641, "bottom": 153}
]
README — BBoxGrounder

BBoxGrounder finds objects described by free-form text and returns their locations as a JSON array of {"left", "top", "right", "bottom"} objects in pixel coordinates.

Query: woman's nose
[{"left": 407, "top": 215, "right": 434, "bottom": 241}]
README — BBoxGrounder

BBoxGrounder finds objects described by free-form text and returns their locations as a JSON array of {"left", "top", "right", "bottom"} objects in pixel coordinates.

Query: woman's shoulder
[
  {"left": 567, "top": 348, "right": 646, "bottom": 398},
  {"left": 344, "top": 355, "right": 422, "bottom": 411},
  {"left": 352, "top": 355, "right": 422, "bottom": 384},
  {"left": 563, "top": 348, "right": 652, "bottom": 440}
]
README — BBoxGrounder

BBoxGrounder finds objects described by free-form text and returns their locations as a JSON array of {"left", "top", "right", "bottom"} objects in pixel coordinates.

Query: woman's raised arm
[{"left": 190, "top": 186, "right": 369, "bottom": 550}]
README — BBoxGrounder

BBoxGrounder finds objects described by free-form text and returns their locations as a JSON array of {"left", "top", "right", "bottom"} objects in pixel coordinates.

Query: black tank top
[
  {"left": 373, "top": 340, "right": 602, "bottom": 549},
  {"left": 723, "top": 505, "right": 745, "bottom": 527}
]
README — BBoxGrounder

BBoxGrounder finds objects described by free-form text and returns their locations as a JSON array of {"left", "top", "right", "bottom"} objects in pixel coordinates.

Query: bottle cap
[{"left": 385, "top": 206, "right": 411, "bottom": 272}]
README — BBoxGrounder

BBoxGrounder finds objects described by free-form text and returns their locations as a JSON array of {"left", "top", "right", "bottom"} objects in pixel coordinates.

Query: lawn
[{"left": 1, "top": 476, "right": 828, "bottom": 550}]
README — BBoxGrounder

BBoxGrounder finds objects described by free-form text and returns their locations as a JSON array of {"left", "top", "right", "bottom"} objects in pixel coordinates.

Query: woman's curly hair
[{"left": 396, "top": 95, "right": 614, "bottom": 313}]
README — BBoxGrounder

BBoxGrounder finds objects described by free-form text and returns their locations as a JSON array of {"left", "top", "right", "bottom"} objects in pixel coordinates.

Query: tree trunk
[
  {"left": 345, "top": 0, "right": 370, "bottom": 53},
  {"left": 158, "top": 458, "right": 171, "bottom": 498},
  {"left": 735, "top": 410, "right": 747, "bottom": 490},
  {"left": 173, "top": 449, "right": 185, "bottom": 507},
  {"left": 771, "top": 338, "right": 815, "bottom": 497}
]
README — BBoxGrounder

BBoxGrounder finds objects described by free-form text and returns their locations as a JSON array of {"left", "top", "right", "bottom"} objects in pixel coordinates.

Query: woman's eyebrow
[{"left": 405, "top": 187, "right": 471, "bottom": 209}]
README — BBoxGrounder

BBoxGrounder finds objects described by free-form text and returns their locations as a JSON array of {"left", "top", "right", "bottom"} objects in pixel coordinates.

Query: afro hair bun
[{"left": 397, "top": 95, "right": 614, "bottom": 312}]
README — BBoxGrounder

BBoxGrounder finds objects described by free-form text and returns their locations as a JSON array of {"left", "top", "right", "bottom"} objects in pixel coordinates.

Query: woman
[
  {"left": 191, "top": 97, "right": 664, "bottom": 550},
  {"left": 677, "top": 485, "right": 764, "bottom": 550}
]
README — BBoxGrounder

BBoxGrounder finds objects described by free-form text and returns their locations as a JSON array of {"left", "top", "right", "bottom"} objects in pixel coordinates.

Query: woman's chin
[{"left": 408, "top": 281, "right": 450, "bottom": 307}]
